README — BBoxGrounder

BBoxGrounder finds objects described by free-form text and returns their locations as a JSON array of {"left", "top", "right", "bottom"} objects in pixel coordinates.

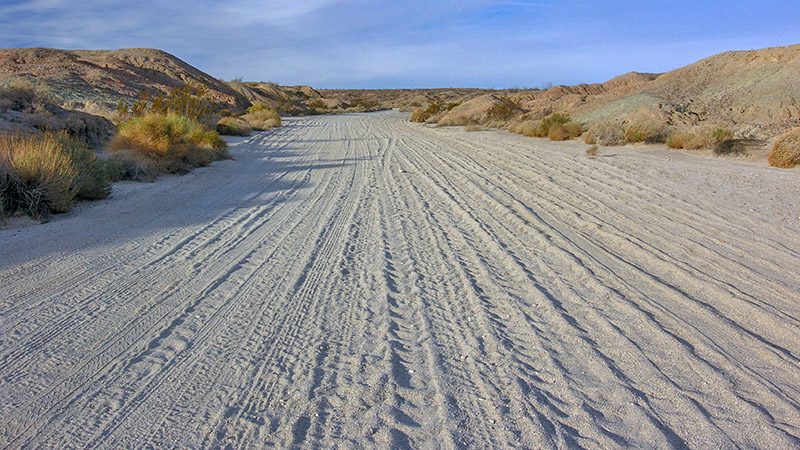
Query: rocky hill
[
  {"left": 438, "top": 44, "right": 800, "bottom": 137},
  {"left": 0, "top": 48, "right": 250, "bottom": 118}
]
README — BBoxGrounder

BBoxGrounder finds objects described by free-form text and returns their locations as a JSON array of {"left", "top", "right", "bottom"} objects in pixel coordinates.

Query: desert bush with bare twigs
[
  {"left": 769, "top": 127, "right": 800, "bottom": 168},
  {"left": 585, "top": 122, "right": 626, "bottom": 146}
]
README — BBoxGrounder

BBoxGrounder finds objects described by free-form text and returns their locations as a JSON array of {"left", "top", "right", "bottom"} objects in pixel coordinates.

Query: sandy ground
[{"left": 1, "top": 111, "right": 799, "bottom": 448}]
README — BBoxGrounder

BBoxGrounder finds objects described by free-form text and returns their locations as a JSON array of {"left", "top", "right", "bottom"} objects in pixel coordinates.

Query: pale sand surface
[{"left": 1, "top": 111, "right": 799, "bottom": 448}]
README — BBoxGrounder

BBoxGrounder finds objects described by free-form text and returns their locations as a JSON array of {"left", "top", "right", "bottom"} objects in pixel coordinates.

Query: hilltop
[
  {"left": 436, "top": 44, "right": 800, "bottom": 138},
  {"left": 0, "top": 48, "right": 250, "bottom": 118}
]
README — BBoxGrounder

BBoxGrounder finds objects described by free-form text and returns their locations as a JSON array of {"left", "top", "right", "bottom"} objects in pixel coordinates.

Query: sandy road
[{"left": 1, "top": 111, "right": 799, "bottom": 448}]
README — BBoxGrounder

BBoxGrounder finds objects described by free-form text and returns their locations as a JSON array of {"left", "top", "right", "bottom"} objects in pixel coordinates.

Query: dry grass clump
[
  {"left": 111, "top": 113, "right": 227, "bottom": 174},
  {"left": 623, "top": 116, "right": 667, "bottom": 143},
  {"left": 666, "top": 127, "right": 733, "bottom": 149},
  {"left": 585, "top": 122, "right": 626, "bottom": 146},
  {"left": 768, "top": 127, "right": 800, "bottom": 168},
  {"left": 216, "top": 117, "right": 252, "bottom": 136},
  {"left": 507, "top": 113, "right": 582, "bottom": 141},
  {"left": 242, "top": 103, "right": 282, "bottom": 130},
  {"left": 507, "top": 119, "right": 539, "bottom": 137},
  {"left": 0, "top": 132, "right": 112, "bottom": 218},
  {"left": 548, "top": 123, "right": 569, "bottom": 141}
]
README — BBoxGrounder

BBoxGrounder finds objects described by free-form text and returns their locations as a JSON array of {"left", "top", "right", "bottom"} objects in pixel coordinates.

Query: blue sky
[{"left": 1, "top": 0, "right": 798, "bottom": 88}]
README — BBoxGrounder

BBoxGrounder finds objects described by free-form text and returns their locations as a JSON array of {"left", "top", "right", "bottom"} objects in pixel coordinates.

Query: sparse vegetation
[
  {"left": 486, "top": 97, "right": 523, "bottom": 122},
  {"left": 623, "top": 116, "right": 667, "bottom": 143},
  {"left": 507, "top": 114, "right": 583, "bottom": 141},
  {"left": 768, "top": 127, "right": 800, "bottom": 168},
  {"left": 666, "top": 127, "right": 733, "bottom": 149},
  {"left": 116, "top": 82, "right": 214, "bottom": 123},
  {"left": 111, "top": 113, "right": 227, "bottom": 174},
  {"left": 0, "top": 132, "right": 112, "bottom": 219},
  {"left": 216, "top": 117, "right": 252, "bottom": 136},
  {"left": 585, "top": 122, "right": 626, "bottom": 146},
  {"left": 410, "top": 101, "right": 458, "bottom": 123}
]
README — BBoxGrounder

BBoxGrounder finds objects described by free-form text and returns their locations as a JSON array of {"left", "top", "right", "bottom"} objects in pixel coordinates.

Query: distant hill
[
  {"left": 439, "top": 45, "right": 800, "bottom": 137},
  {"left": 0, "top": 48, "right": 250, "bottom": 118}
]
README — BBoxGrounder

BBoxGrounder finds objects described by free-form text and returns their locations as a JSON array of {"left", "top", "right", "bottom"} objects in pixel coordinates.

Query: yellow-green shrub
[
  {"left": 0, "top": 132, "right": 111, "bottom": 218},
  {"left": 769, "top": 127, "right": 800, "bottom": 168},
  {"left": 242, "top": 103, "right": 281, "bottom": 130},
  {"left": 111, "top": 113, "right": 227, "bottom": 174}
]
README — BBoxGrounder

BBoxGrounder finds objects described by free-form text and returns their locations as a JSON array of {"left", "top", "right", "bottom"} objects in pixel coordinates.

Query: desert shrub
[
  {"left": 548, "top": 123, "right": 569, "bottom": 141},
  {"left": 768, "top": 127, "right": 800, "bottom": 168},
  {"left": 0, "top": 132, "right": 110, "bottom": 218},
  {"left": 537, "top": 112, "right": 571, "bottom": 137},
  {"left": 586, "top": 145, "right": 599, "bottom": 157},
  {"left": 307, "top": 99, "right": 327, "bottom": 113},
  {"left": 116, "top": 82, "right": 214, "bottom": 123},
  {"left": 410, "top": 101, "right": 446, "bottom": 123},
  {"left": 111, "top": 113, "right": 227, "bottom": 174},
  {"left": 216, "top": 117, "right": 252, "bottom": 136},
  {"left": 486, "top": 97, "right": 523, "bottom": 122},
  {"left": 242, "top": 103, "right": 282, "bottom": 130},
  {"left": 54, "top": 133, "right": 112, "bottom": 200},
  {"left": 563, "top": 121, "right": 584, "bottom": 139},
  {"left": 508, "top": 119, "right": 540, "bottom": 137},
  {"left": 585, "top": 122, "right": 626, "bottom": 146},
  {"left": 667, "top": 127, "right": 734, "bottom": 149},
  {"left": 624, "top": 116, "right": 667, "bottom": 143}
]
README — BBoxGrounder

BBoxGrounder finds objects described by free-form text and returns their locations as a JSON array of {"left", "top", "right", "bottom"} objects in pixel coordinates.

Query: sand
[{"left": 1, "top": 111, "right": 799, "bottom": 448}]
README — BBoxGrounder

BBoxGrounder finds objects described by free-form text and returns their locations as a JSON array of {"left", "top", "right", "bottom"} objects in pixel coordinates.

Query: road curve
[{"left": 1, "top": 111, "right": 799, "bottom": 448}]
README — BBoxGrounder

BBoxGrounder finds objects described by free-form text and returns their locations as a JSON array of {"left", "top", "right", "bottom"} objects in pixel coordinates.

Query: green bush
[
  {"left": 537, "top": 112, "right": 571, "bottom": 137},
  {"left": 111, "top": 113, "right": 228, "bottom": 174},
  {"left": 0, "top": 132, "right": 111, "bottom": 218}
]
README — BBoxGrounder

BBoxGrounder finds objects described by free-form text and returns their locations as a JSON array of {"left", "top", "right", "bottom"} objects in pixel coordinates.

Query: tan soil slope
[
  {"left": 576, "top": 45, "right": 800, "bottom": 133},
  {"left": 438, "top": 45, "right": 800, "bottom": 137},
  {"left": 439, "top": 72, "right": 659, "bottom": 125},
  {"left": 0, "top": 48, "right": 250, "bottom": 117}
]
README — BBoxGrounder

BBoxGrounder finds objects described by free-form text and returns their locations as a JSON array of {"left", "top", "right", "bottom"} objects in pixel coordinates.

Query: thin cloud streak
[{"left": 1, "top": 0, "right": 799, "bottom": 88}]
